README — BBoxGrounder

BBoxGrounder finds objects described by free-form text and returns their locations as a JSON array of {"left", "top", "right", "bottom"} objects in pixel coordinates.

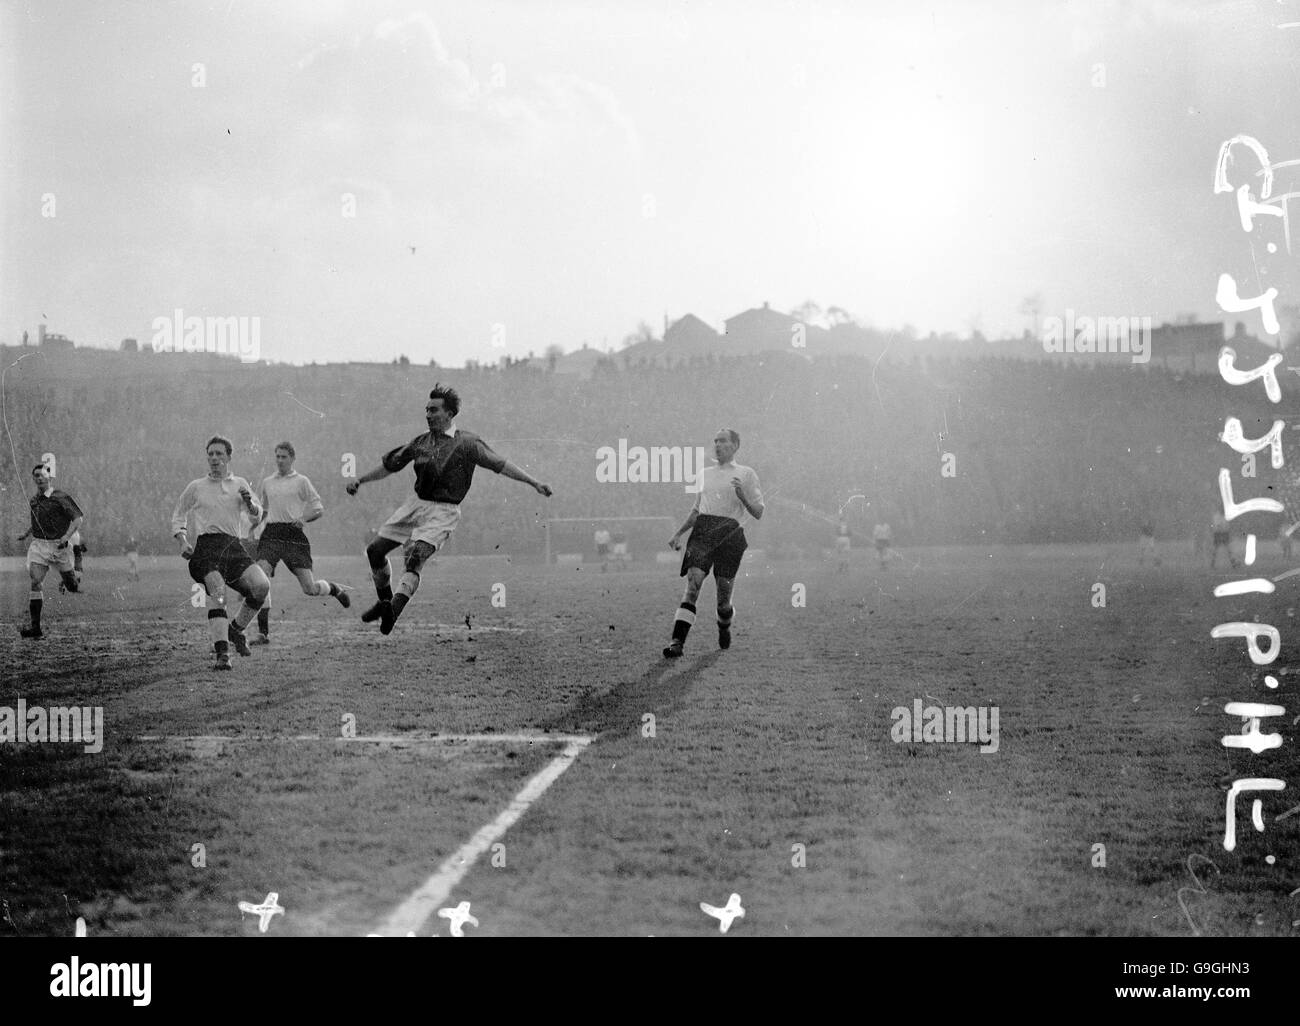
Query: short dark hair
[
  {"left": 206, "top": 435, "right": 233, "bottom": 456},
  {"left": 721, "top": 428, "right": 740, "bottom": 448},
  {"left": 31, "top": 463, "right": 46, "bottom": 476},
  {"left": 275, "top": 441, "right": 295, "bottom": 458},
  {"left": 429, "top": 383, "right": 460, "bottom": 417}
]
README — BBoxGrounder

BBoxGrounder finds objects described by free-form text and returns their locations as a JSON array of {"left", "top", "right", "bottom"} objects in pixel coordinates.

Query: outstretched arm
[
  {"left": 346, "top": 466, "right": 393, "bottom": 495},
  {"left": 499, "top": 460, "right": 552, "bottom": 497}
]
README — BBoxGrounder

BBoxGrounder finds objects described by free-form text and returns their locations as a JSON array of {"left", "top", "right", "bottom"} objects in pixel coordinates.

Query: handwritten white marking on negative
[{"left": 700, "top": 893, "right": 745, "bottom": 934}]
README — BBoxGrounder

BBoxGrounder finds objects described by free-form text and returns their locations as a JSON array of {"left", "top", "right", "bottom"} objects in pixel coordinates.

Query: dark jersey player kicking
[
  {"left": 664, "top": 429, "right": 764, "bottom": 657},
  {"left": 346, "top": 383, "right": 553, "bottom": 634},
  {"left": 18, "top": 463, "right": 84, "bottom": 639}
]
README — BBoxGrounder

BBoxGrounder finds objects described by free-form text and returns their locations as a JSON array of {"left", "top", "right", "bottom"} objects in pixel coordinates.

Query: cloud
[{"left": 292, "top": 11, "right": 640, "bottom": 157}]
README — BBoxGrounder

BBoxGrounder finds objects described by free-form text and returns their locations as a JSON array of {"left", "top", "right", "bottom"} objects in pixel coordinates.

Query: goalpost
[{"left": 544, "top": 516, "right": 676, "bottom": 565}]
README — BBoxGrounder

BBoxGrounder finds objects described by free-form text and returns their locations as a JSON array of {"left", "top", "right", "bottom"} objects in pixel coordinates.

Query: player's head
[
  {"left": 274, "top": 442, "right": 295, "bottom": 474},
  {"left": 206, "top": 435, "right": 233, "bottom": 476},
  {"left": 713, "top": 428, "right": 740, "bottom": 464},
  {"left": 31, "top": 463, "right": 50, "bottom": 489},
  {"left": 426, "top": 383, "right": 460, "bottom": 432}
]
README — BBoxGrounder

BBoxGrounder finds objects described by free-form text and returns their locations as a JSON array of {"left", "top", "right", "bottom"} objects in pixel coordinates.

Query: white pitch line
[
  {"left": 134, "top": 733, "right": 594, "bottom": 745},
  {"left": 372, "top": 736, "right": 592, "bottom": 936}
]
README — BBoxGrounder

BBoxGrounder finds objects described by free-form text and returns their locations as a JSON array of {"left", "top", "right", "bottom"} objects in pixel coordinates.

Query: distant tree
[
  {"left": 825, "top": 306, "right": 854, "bottom": 327},
  {"left": 545, "top": 344, "right": 564, "bottom": 372},
  {"left": 792, "top": 300, "right": 824, "bottom": 326},
  {"left": 429, "top": 357, "right": 438, "bottom": 366},
  {"left": 621, "top": 320, "right": 656, "bottom": 349}
]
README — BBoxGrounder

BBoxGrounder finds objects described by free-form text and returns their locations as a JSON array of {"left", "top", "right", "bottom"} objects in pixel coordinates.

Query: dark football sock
[{"left": 671, "top": 601, "right": 696, "bottom": 642}]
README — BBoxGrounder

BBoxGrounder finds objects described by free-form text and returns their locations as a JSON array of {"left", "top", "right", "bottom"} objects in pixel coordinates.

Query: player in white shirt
[
  {"left": 249, "top": 442, "right": 350, "bottom": 644},
  {"left": 170, "top": 436, "right": 271, "bottom": 670},
  {"left": 663, "top": 429, "right": 764, "bottom": 657}
]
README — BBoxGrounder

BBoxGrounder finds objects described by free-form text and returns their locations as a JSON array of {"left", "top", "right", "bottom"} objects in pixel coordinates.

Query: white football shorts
[
  {"left": 27, "top": 538, "right": 75, "bottom": 572},
  {"left": 376, "top": 496, "right": 462, "bottom": 550}
]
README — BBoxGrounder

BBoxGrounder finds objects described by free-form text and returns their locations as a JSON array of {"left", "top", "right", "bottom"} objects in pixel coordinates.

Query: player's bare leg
[
  {"left": 715, "top": 574, "right": 736, "bottom": 650},
  {"left": 251, "top": 558, "right": 275, "bottom": 644},
  {"left": 226, "top": 565, "right": 270, "bottom": 657},
  {"left": 362, "top": 535, "right": 402, "bottom": 634},
  {"left": 386, "top": 540, "right": 435, "bottom": 634},
  {"left": 292, "top": 566, "right": 349, "bottom": 607},
  {"left": 21, "top": 563, "right": 50, "bottom": 638},
  {"left": 664, "top": 567, "right": 707, "bottom": 658},
  {"left": 204, "top": 570, "right": 234, "bottom": 669}
]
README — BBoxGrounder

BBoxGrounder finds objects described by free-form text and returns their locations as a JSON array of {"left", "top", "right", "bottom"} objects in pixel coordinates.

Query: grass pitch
[{"left": 1, "top": 544, "right": 1296, "bottom": 936}]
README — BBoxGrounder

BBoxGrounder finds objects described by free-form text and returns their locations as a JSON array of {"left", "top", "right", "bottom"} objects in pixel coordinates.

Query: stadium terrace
[
  {"left": 595, "top": 440, "right": 708, "bottom": 492},
  {"left": 149, "top": 309, "right": 261, "bottom": 363}
]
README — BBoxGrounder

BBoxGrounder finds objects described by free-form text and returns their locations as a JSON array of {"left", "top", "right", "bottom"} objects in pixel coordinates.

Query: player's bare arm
[
  {"left": 732, "top": 477, "right": 763, "bottom": 520},
  {"left": 346, "top": 465, "right": 393, "bottom": 495},
  {"left": 236, "top": 482, "right": 260, "bottom": 520},
  {"left": 670, "top": 509, "right": 699, "bottom": 550},
  {"left": 57, "top": 515, "right": 84, "bottom": 548},
  {"left": 172, "top": 481, "right": 197, "bottom": 557},
  {"left": 499, "top": 459, "right": 553, "bottom": 496}
]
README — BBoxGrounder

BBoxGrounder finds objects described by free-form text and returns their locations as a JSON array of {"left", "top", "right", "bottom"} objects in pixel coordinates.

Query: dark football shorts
[
  {"left": 596, "top": 543, "right": 610, "bottom": 557},
  {"left": 681, "top": 514, "right": 747, "bottom": 579},
  {"left": 875, "top": 539, "right": 891, "bottom": 552},
  {"left": 188, "top": 532, "right": 256, "bottom": 587},
  {"left": 257, "top": 522, "right": 313, "bottom": 572},
  {"left": 1213, "top": 531, "right": 1231, "bottom": 546}
]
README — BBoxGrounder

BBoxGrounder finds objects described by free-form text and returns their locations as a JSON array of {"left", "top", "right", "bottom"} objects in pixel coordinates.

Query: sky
[{"left": 4, "top": 0, "right": 1300, "bottom": 365}]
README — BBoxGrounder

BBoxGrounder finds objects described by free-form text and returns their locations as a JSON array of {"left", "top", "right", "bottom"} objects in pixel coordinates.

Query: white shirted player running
[
  {"left": 664, "top": 428, "right": 764, "bottom": 656},
  {"left": 249, "top": 442, "right": 350, "bottom": 644}
]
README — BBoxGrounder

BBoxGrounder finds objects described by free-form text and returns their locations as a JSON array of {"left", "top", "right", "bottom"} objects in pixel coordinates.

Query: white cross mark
[
  {"left": 700, "top": 893, "right": 745, "bottom": 933},
  {"left": 438, "top": 901, "right": 479, "bottom": 937},
  {"left": 237, "top": 892, "right": 285, "bottom": 933}
]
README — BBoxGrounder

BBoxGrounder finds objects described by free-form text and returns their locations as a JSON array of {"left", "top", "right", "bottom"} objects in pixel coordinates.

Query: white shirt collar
[{"left": 442, "top": 425, "right": 458, "bottom": 438}]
